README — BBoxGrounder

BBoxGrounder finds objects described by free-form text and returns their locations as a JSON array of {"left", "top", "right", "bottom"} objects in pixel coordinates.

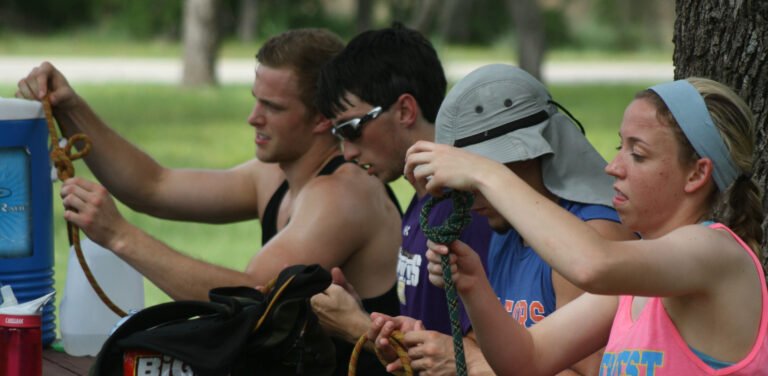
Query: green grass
[{"left": 1, "top": 81, "right": 644, "bottom": 334}]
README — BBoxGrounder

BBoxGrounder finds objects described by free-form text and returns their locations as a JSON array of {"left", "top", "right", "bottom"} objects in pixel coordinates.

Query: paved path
[{"left": 0, "top": 56, "right": 673, "bottom": 85}]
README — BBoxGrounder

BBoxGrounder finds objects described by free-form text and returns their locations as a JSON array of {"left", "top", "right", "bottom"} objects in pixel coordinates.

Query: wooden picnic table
[{"left": 43, "top": 348, "right": 94, "bottom": 376}]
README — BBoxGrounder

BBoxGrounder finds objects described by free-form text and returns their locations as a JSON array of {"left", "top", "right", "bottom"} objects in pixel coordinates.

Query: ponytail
[{"left": 715, "top": 173, "right": 764, "bottom": 259}]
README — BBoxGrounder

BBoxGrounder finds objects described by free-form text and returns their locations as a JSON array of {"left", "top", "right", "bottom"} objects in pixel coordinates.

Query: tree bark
[
  {"left": 673, "top": 0, "right": 768, "bottom": 255},
  {"left": 182, "top": 0, "right": 221, "bottom": 86},
  {"left": 237, "top": 0, "right": 258, "bottom": 43},
  {"left": 507, "top": 0, "right": 546, "bottom": 81},
  {"left": 356, "top": 0, "right": 374, "bottom": 34},
  {"left": 439, "top": 0, "right": 472, "bottom": 43},
  {"left": 410, "top": 0, "right": 439, "bottom": 35}
]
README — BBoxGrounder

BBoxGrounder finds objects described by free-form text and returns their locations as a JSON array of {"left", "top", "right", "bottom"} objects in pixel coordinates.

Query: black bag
[{"left": 90, "top": 264, "right": 336, "bottom": 376}]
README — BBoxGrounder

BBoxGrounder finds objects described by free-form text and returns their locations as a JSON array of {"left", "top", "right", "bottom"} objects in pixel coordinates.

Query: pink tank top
[{"left": 600, "top": 223, "right": 768, "bottom": 375}]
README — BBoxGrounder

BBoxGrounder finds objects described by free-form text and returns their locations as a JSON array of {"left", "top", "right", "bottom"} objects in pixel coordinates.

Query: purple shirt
[{"left": 396, "top": 193, "right": 492, "bottom": 335}]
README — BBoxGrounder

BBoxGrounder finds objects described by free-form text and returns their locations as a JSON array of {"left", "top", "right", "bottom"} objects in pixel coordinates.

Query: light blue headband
[{"left": 649, "top": 80, "right": 739, "bottom": 191}]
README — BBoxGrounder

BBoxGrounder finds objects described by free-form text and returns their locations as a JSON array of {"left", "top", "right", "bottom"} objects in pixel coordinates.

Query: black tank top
[
  {"left": 261, "top": 155, "right": 402, "bottom": 244},
  {"left": 260, "top": 155, "right": 401, "bottom": 375}
]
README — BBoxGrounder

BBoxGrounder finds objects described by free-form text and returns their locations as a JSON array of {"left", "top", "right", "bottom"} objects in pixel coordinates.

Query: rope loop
[
  {"left": 63, "top": 133, "right": 92, "bottom": 161},
  {"left": 419, "top": 190, "right": 474, "bottom": 245},
  {"left": 418, "top": 189, "right": 474, "bottom": 376},
  {"left": 348, "top": 332, "right": 413, "bottom": 376},
  {"left": 43, "top": 96, "right": 127, "bottom": 318}
]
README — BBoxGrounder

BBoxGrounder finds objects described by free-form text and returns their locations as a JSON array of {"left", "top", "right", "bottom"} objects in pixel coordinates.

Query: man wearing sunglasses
[
  {"left": 311, "top": 23, "right": 494, "bottom": 374},
  {"left": 330, "top": 106, "right": 384, "bottom": 142},
  {"left": 18, "top": 29, "right": 402, "bottom": 375}
]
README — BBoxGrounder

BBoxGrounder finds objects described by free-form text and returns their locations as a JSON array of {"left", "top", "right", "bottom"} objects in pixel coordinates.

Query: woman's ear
[{"left": 684, "top": 158, "right": 714, "bottom": 193}]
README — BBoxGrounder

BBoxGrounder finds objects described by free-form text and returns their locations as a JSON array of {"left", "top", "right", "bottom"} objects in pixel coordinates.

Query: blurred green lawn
[{"left": 1, "top": 81, "right": 649, "bottom": 330}]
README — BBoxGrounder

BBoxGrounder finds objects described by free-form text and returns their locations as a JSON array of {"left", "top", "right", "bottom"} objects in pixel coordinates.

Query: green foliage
[
  {"left": 95, "top": 0, "right": 183, "bottom": 40},
  {"left": 252, "top": 0, "right": 355, "bottom": 40},
  {"left": 573, "top": 0, "right": 671, "bottom": 51},
  {"left": 542, "top": 8, "right": 573, "bottom": 48},
  {"left": 0, "top": 0, "right": 672, "bottom": 54},
  {"left": 434, "top": 1, "right": 574, "bottom": 50},
  {"left": 461, "top": 0, "right": 512, "bottom": 44},
  {"left": 1, "top": 0, "right": 94, "bottom": 32}
]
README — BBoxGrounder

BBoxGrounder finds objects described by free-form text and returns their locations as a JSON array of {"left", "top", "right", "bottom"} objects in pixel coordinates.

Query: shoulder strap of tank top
[
  {"left": 261, "top": 155, "right": 403, "bottom": 245},
  {"left": 261, "top": 181, "right": 289, "bottom": 246},
  {"left": 319, "top": 155, "right": 403, "bottom": 216},
  {"left": 262, "top": 155, "right": 346, "bottom": 245},
  {"left": 317, "top": 155, "right": 347, "bottom": 176}
]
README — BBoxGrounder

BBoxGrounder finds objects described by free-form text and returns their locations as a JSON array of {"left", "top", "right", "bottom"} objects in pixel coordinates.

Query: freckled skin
[{"left": 606, "top": 98, "right": 693, "bottom": 237}]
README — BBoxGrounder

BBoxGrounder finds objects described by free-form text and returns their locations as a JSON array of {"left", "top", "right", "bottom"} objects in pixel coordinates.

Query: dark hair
[
  {"left": 256, "top": 28, "right": 344, "bottom": 116},
  {"left": 315, "top": 22, "right": 447, "bottom": 123},
  {"left": 637, "top": 78, "right": 764, "bottom": 256}
]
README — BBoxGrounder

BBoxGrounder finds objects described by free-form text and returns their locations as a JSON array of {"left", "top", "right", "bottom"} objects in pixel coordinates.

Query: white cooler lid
[{"left": 0, "top": 97, "right": 44, "bottom": 121}]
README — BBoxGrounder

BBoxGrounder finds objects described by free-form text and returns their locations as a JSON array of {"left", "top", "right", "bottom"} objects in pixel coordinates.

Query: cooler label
[
  {"left": 123, "top": 350, "right": 197, "bottom": 376},
  {"left": 0, "top": 147, "right": 32, "bottom": 258}
]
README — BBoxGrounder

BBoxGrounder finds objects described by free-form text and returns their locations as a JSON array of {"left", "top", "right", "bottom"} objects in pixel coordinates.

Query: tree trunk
[
  {"left": 356, "top": 0, "right": 374, "bottom": 34},
  {"left": 237, "top": 0, "right": 258, "bottom": 43},
  {"left": 410, "top": 0, "right": 439, "bottom": 35},
  {"left": 439, "top": 0, "right": 472, "bottom": 43},
  {"left": 182, "top": 0, "right": 221, "bottom": 86},
  {"left": 673, "top": 0, "right": 768, "bottom": 256},
  {"left": 507, "top": 0, "right": 546, "bottom": 81}
]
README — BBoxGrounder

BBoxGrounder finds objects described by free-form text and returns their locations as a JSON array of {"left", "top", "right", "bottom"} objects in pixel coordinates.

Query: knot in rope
[
  {"left": 419, "top": 189, "right": 474, "bottom": 376},
  {"left": 43, "top": 100, "right": 92, "bottom": 181},
  {"left": 43, "top": 96, "right": 127, "bottom": 318},
  {"left": 419, "top": 190, "right": 474, "bottom": 244}
]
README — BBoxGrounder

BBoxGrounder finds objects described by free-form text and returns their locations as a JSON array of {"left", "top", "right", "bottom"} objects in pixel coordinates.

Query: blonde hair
[{"left": 638, "top": 78, "right": 764, "bottom": 257}]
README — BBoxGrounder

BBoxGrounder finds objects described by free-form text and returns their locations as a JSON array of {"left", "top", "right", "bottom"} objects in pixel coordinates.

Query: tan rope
[
  {"left": 348, "top": 331, "right": 413, "bottom": 376},
  {"left": 43, "top": 96, "right": 127, "bottom": 318}
]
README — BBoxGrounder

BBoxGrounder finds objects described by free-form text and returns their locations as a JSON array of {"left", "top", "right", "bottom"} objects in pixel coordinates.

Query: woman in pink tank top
[{"left": 406, "top": 77, "right": 767, "bottom": 375}]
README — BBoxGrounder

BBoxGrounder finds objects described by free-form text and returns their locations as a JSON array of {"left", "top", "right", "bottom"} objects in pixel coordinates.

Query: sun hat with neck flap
[{"left": 435, "top": 63, "right": 614, "bottom": 207}]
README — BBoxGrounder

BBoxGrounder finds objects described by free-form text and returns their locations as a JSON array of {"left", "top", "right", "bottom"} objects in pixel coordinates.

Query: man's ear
[
  {"left": 312, "top": 113, "right": 333, "bottom": 134},
  {"left": 395, "top": 93, "right": 421, "bottom": 129},
  {"left": 684, "top": 158, "right": 714, "bottom": 193}
]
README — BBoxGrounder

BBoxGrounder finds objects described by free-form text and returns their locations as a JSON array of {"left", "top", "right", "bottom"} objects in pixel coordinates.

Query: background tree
[
  {"left": 673, "top": 0, "right": 768, "bottom": 255},
  {"left": 507, "top": 0, "right": 546, "bottom": 80},
  {"left": 439, "top": 0, "right": 473, "bottom": 43},
  {"left": 237, "top": 0, "right": 258, "bottom": 43},
  {"left": 356, "top": 0, "right": 374, "bottom": 33},
  {"left": 409, "top": 0, "right": 439, "bottom": 34},
  {"left": 182, "top": 0, "right": 221, "bottom": 86}
]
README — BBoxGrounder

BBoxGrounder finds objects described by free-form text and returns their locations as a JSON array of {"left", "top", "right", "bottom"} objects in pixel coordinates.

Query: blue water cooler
[{"left": 0, "top": 98, "right": 56, "bottom": 346}]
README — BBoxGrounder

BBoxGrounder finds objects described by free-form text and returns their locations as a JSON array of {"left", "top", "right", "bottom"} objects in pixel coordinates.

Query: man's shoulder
[{"left": 306, "top": 162, "right": 381, "bottom": 195}]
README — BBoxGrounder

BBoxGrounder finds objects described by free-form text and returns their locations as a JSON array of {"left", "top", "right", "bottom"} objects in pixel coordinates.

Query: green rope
[{"left": 419, "top": 190, "right": 474, "bottom": 376}]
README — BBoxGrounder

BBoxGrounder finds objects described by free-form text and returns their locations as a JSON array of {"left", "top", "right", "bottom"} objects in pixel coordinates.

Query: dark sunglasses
[{"left": 331, "top": 106, "right": 383, "bottom": 141}]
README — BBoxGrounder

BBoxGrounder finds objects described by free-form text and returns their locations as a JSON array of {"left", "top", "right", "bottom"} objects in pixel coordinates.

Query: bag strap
[{"left": 252, "top": 264, "right": 331, "bottom": 333}]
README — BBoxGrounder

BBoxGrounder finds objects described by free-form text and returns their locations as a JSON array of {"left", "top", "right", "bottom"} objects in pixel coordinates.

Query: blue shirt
[{"left": 488, "top": 199, "right": 620, "bottom": 328}]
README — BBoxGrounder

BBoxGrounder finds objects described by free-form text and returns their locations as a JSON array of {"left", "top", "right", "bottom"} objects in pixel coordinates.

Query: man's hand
[
  {"left": 370, "top": 313, "right": 470, "bottom": 375},
  {"left": 16, "top": 61, "right": 80, "bottom": 110},
  {"left": 400, "top": 329, "right": 464, "bottom": 375},
  {"left": 60, "top": 177, "right": 130, "bottom": 251},
  {"left": 311, "top": 268, "right": 369, "bottom": 343}
]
